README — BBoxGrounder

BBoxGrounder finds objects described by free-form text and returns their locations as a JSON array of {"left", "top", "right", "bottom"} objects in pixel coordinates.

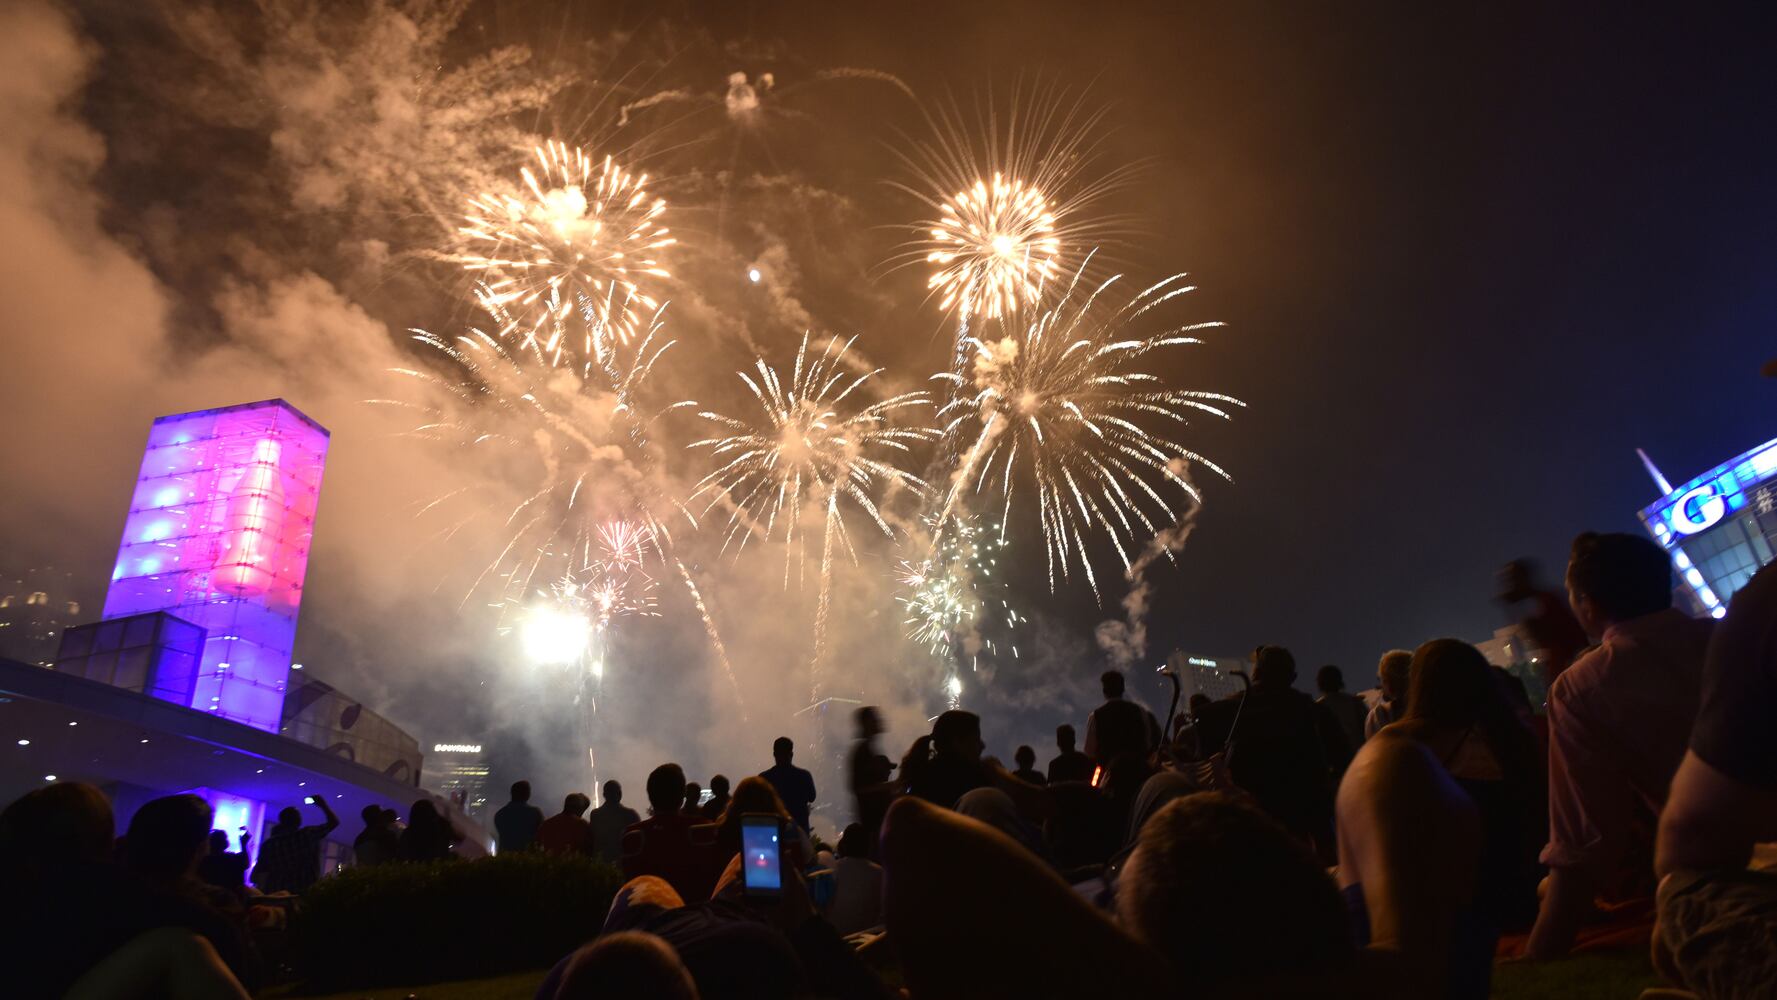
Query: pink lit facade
[{"left": 102, "top": 400, "right": 329, "bottom": 732}]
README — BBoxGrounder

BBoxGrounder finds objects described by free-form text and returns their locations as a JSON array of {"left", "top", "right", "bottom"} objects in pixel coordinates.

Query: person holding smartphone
[{"left": 251, "top": 795, "right": 338, "bottom": 894}]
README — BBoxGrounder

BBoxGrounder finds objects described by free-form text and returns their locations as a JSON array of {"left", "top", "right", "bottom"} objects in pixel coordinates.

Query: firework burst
[
  {"left": 691, "top": 334, "right": 937, "bottom": 698},
  {"left": 456, "top": 140, "right": 674, "bottom": 359},
  {"left": 689, "top": 334, "right": 938, "bottom": 567},
  {"left": 933, "top": 261, "right": 1243, "bottom": 600},
  {"left": 893, "top": 87, "right": 1136, "bottom": 340}
]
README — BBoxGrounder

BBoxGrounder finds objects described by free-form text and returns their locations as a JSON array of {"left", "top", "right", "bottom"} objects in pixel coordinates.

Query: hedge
[{"left": 290, "top": 852, "right": 625, "bottom": 989}]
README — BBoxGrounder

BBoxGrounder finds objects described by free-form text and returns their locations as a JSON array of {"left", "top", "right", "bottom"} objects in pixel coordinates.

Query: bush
[{"left": 290, "top": 852, "right": 624, "bottom": 989}]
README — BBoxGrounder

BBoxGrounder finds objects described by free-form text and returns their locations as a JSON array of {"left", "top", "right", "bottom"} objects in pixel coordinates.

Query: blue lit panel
[{"left": 1639, "top": 435, "right": 1777, "bottom": 615}]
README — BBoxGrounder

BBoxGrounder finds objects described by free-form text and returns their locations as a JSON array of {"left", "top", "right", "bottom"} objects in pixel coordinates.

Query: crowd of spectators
[{"left": 6, "top": 531, "right": 1777, "bottom": 997}]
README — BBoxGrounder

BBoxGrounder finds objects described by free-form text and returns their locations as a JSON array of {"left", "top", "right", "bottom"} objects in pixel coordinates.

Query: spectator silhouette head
[
  {"left": 1252, "top": 645, "right": 1297, "bottom": 687},
  {"left": 646, "top": 763, "right": 688, "bottom": 816},
  {"left": 1378, "top": 649, "right": 1413, "bottom": 703},
  {"left": 708, "top": 775, "right": 730, "bottom": 799},
  {"left": 124, "top": 793, "right": 212, "bottom": 880},
  {"left": 722, "top": 776, "right": 790, "bottom": 823},
  {"left": 208, "top": 829, "right": 230, "bottom": 857},
  {"left": 360, "top": 804, "right": 383, "bottom": 826},
  {"left": 510, "top": 780, "right": 533, "bottom": 804},
  {"left": 1101, "top": 670, "right": 1126, "bottom": 699},
  {"left": 1316, "top": 664, "right": 1345, "bottom": 694},
  {"left": 603, "top": 780, "right": 623, "bottom": 806},
  {"left": 932, "top": 710, "right": 984, "bottom": 761},
  {"left": 1187, "top": 693, "right": 1212, "bottom": 719},
  {"left": 275, "top": 805, "right": 302, "bottom": 830},
  {"left": 1566, "top": 531, "right": 1673, "bottom": 636},
  {"left": 837, "top": 822, "right": 869, "bottom": 859},
  {"left": 563, "top": 792, "right": 592, "bottom": 818},
  {"left": 552, "top": 930, "right": 698, "bottom": 1000},
  {"left": 1055, "top": 723, "right": 1078, "bottom": 753},
  {"left": 684, "top": 782, "right": 702, "bottom": 809},
  {"left": 1014, "top": 745, "right": 1038, "bottom": 771},
  {"left": 1406, "top": 638, "right": 1539, "bottom": 785},
  {"left": 382, "top": 807, "right": 400, "bottom": 825},
  {"left": 1118, "top": 792, "right": 1350, "bottom": 989},
  {"left": 855, "top": 705, "right": 884, "bottom": 739},
  {"left": 0, "top": 781, "right": 114, "bottom": 870},
  {"left": 772, "top": 736, "right": 794, "bottom": 765}
]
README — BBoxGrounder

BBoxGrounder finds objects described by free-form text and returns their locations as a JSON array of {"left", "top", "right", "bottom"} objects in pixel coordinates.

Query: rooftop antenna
[{"left": 1637, "top": 448, "right": 1674, "bottom": 496}]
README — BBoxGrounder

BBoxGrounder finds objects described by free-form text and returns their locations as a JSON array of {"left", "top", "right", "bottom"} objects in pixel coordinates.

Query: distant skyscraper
[
  {"left": 427, "top": 742, "right": 492, "bottom": 819},
  {"left": 1168, "top": 650, "right": 1247, "bottom": 702},
  {"left": 0, "top": 567, "right": 81, "bottom": 667},
  {"left": 101, "top": 399, "right": 329, "bottom": 731}
]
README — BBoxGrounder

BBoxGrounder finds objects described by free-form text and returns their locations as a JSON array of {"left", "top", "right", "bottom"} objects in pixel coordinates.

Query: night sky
[
  {"left": 3, "top": 1, "right": 1775, "bottom": 784},
  {"left": 745, "top": 0, "right": 1777, "bottom": 674}
]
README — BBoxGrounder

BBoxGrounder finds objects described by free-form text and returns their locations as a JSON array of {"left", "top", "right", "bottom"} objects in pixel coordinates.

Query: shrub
[{"left": 290, "top": 852, "right": 624, "bottom": 989}]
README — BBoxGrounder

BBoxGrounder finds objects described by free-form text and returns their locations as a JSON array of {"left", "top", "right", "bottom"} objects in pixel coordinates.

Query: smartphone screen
[{"left": 740, "top": 814, "right": 783, "bottom": 897}]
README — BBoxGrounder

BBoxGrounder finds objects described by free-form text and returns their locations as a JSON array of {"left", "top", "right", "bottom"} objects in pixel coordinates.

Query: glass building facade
[
  {"left": 1639, "top": 435, "right": 1777, "bottom": 617},
  {"left": 101, "top": 399, "right": 330, "bottom": 731}
]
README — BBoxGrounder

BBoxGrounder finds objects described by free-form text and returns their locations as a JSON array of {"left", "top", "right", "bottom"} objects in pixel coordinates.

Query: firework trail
[
  {"left": 674, "top": 558, "right": 749, "bottom": 720},
  {"left": 932, "top": 260, "right": 1243, "bottom": 601},
  {"left": 455, "top": 140, "right": 674, "bottom": 360},
  {"left": 690, "top": 334, "right": 938, "bottom": 697}
]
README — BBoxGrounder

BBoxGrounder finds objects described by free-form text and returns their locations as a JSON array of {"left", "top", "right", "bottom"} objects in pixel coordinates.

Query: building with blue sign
[{"left": 1637, "top": 437, "right": 1777, "bottom": 618}]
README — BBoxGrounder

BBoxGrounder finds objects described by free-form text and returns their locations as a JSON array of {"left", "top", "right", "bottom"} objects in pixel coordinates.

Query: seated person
[
  {"left": 827, "top": 824, "right": 884, "bottom": 936},
  {"left": 880, "top": 792, "right": 1375, "bottom": 999},
  {"left": 623, "top": 763, "right": 718, "bottom": 902},
  {"left": 538, "top": 856, "right": 893, "bottom": 999},
  {"left": 1654, "top": 562, "right": 1777, "bottom": 997},
  {"left": 711, "top": 777, "right": 813, "bottom": 871},
  {"left": 1526, "top": 532, "right": 1715, "bottom": 960},
  {"left": 901, "top": 710, "right": 1052, "bottom": 819}
]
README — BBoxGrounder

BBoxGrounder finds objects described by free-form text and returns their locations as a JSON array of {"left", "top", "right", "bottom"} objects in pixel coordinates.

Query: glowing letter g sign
[{"left": 1670, "top": 484, "right": 1726, "bottom": 536}]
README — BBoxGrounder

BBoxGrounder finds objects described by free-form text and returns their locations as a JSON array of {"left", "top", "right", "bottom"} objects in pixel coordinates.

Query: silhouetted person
[
  {"left": 760, "top": 736, "right": 816, "bottom": 833},
  {"left": 1526, "top": 532, "right": 1714, "bottom": 960},
  {"left": 1656, "top": 562, "right": 1777, "bottom": 995},
  {"left": 252, "top": 796, "right": 338, "bottom": 893},
  {"left": 828, "top": 823, "right": 885, "bottom": 935},
  {"left": 1083, "top": 670, "right": 1161, "bottom": 764},
  {"left": 1047, "top": 724, "right": 1093, "bottom": 784},
  {"left": 622, "top": 763, "right": 717, "bottom": 901},
  {"left": 122, "top": 794, "right": 259, "bottom": 988},
  {"left": 495, "top": 780, "right": 544, "bottom": 853},
  {"left": 1197, "top": 646, "right": 1340, "bottom": 850},
  {"left": 848, "top": 706, "right": 897, "bottom": 857},
  {"left": 549, "top": 931, "right": 699, "bottom": 1000},
  {"left": 1315, "top": 664, "right": 1367, "bottom": 759},
  {"left": 684, "top": 781, "right": 703, "bottom": 814},
  {"left": 902, "top": 711, "right": 1052, "bottom": 821},
  {"left": 1188, "top": 692, "right": 1212, "bottom": 720},
  {"left": 352, "top": 804, "right": 397, "bottom": 868},
  {"left": 700, "top": 774, "right": 731, "bottom": 821},
  {"left": 1498, "top": 557, "right": 1589, "bottom": 692},
  {"left": 590, "top": 780, "right": 641, "bottom": 867},
  {"left": 196, "top": 829, "right": 250, "bottom": 889},
  {"left": 539, "top": 792, "right": 596, "bottom": 856},
  {"left": 1011, "top": 745, "right": 1047, "bottom": 786},
  {"left": 397, "top": 798, "right": 462, "bottom": 861},
  {"left": 1364, "top": 649, "right": 1413, "bottom": 739}
]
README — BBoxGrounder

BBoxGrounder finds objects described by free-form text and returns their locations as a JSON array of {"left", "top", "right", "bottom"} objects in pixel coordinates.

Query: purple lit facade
[{"left": 102, "top": 399, "right": 329, "bottom": 732}]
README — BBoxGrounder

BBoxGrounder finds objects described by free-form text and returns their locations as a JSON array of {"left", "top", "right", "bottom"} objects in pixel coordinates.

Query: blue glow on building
[{"left": 1638, "top": 435, "right": 1777, "bottom": 616}]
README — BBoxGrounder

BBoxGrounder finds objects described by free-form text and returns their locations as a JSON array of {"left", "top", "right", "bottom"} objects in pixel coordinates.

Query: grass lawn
[
  {"left": 1491, "top": 948, "right": 1663, "bottom": 999},
  {"left": 261, "top": 948, "right": 1662, "bottom": 999},
  {"left": 260, "top": 969, "right": 548, "bottom": 1000}
]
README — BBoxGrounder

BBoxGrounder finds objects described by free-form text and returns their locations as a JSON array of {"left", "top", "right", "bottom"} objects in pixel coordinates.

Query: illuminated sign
[
  {"left": 1187, "top": 657, "right": 1219, "bottom": 668},
  {"left": 1669, "top": 484, "right": 1727, "bottom": 535},
  {"left": 102, "top": 400, "right": 329, "bottom": 732},
  {"left": 433, "top": 743, "right": 483, "bottom": 753}
]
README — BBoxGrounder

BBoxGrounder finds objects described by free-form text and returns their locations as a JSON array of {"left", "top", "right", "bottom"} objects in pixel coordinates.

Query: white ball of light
[
  {"left": 521, "top": 606, "right": 591, "bottom": 665},
  {"left": 747, "top": 267, "right": 762, "bottom": 284}
]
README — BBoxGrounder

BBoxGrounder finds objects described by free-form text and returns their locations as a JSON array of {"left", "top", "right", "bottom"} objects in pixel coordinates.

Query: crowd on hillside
[{"left": 6, "top": 531, "right": 1777, "bottom": 998}]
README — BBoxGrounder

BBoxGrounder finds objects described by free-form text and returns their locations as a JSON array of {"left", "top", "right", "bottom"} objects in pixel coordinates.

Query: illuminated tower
[{"left": 101, "top": 399, "right": 329, "bottom": 731}]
